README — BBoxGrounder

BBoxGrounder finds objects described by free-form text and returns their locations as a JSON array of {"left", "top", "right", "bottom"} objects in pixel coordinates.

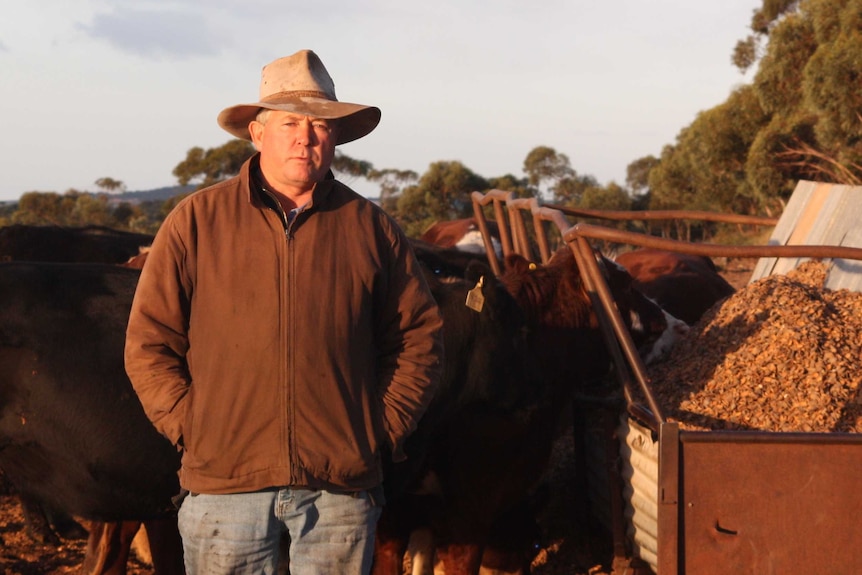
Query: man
[{"left": 125, "top": 50, "right": 444, "bottom": 574}]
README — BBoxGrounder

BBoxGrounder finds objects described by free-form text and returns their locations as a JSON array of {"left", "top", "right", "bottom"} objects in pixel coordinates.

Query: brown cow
[
  {"left": 420, "top": 218, "right": 502, "bottom": 256},
  {"left": 614, "top": 247, "right": 735, "bottom": 325},
  {"left": 377, "top": 246, "right": 686, "bottom": 574}
]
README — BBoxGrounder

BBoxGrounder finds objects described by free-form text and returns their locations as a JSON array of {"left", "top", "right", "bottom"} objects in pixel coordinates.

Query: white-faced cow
[{"left": 420, "top": 218, "right": 502, "bottom": 256}]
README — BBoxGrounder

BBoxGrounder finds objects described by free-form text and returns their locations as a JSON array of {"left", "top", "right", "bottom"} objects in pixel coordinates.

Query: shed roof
[{"left": 750, "top": 180, "right": 862, "bottom": 292}]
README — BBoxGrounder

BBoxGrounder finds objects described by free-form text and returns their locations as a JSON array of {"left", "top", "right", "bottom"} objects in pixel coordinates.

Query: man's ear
[{"left": 248, "top": 121, "right": 264, "bottom": 150}]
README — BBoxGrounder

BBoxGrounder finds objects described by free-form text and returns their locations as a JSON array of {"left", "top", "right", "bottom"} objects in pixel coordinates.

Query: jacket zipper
[{"left": 261, "top": 188, "right": 296, "bottom": 484}]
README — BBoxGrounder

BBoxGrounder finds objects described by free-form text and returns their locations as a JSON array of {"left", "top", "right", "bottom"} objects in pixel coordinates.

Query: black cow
[
  {"left": 0, "top": 224, "right": 154, "bottom": 264},
  {"left": 614, "top": 247, "right": 736, "bottom": 325},
  {"left": 374, "top": 246, "right": 688, "bottom": 574},
  {"left": 0, "top": 262, "right": 183, "bottom": 574},
  {"left": 409, "top": 238, "right": 488, "bottom": 280},
  {"left": 374, "top": 260, "right": 533, "bottom": 574},
  {"left": 0, "top": 223, "right": 157, "bottom": 568}
]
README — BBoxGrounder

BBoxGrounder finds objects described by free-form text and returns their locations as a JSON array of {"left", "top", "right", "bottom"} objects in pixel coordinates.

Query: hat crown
[
  {"left": 260, "top": 50, "right": 337, "bottom": 102},
  {"left": 217, "top": 49, "right": 380, "bottom": 144}
]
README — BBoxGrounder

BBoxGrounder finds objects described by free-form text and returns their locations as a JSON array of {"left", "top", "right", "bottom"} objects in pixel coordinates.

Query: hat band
[{"left": 262, "top": 90, "right": 335, "bottom": 103}]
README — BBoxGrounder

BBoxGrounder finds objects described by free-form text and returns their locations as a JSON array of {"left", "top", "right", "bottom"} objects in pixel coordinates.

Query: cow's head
[
  {"left": 423, "top": 261, "right": 529, "bottom": 417},
  {"left": 500, "top": 247, "right": 685, "bottom": 394}
]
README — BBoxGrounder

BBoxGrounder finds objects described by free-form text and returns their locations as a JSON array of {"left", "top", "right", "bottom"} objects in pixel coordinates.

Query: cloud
[
  {"left": 78, "top": 6, "right": 223, "bottom": 60},
  {"left": 0, "top": 40, "right": 7, "bottom": 53}
]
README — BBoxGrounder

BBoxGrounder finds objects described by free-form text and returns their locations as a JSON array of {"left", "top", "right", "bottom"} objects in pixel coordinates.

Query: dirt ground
[
  {"left": 0, "top": 259, "right": 758, "bottom": 575},
  {"left": 0, "top": 432, "right": 611, "bottom": 575},
  {"left": 0, "top": 436, "right": 607, "bottom": 575},
  {"left": 0, "top": 498, "right": 153, "bottom": 574}
]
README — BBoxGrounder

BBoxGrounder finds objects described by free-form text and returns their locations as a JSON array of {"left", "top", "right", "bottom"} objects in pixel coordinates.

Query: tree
[
  {"left": 70, "top": 193, "right": 113, "bottom": 226},
  {"left": 800, "top": 1, "right": 862, "bottom": 169},
  {"left": 95, "top": 177, "right": 126, "bottom": 193},
  {"left": 522, "top": 146, "right": 575, "bottom": 198},
  {"left": 644, "top": 0, "right": 862, "bottom": 220},
  {"left": 625, "top": 155, "right": 660, "bottom": 198},
  {"left": 649, "top": 84, "right": 771, "bottom": 215},
  {"left": 393, "top": 161, "right": 488, "bottom": 237},
  {"left": 173, "top": 140, "right": 256, "bottom": 189},
  {"left": 368, "top": 168, "right": 418, "bottom": 213},
  {"left": 579, "top": 183, "right": 632, "bottom": 211},
  {"left": 332, "top": 151, "right": 374, "bottom": 179},
  {"left": 12, "top": 192, "right": 66, "bottom": 225},
  {"left": 551, "top": 173, "right": 600, "bottom": 206},
  {"left": 331, "top": 150, "right": 376, "bottom": 190},
  {"left": 732, "top": 0, "right": 801, "bottom": 73},
  {"left": 10, "top": 190, "right": 117, "bottom": 227},
  {"left": 486, "top": 174, "right": 530, "bottom": 198}
]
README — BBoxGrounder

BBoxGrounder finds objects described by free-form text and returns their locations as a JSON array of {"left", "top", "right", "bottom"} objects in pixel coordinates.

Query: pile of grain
[{"left": 645, "top": 260, "right": 862, "bottom": 432}]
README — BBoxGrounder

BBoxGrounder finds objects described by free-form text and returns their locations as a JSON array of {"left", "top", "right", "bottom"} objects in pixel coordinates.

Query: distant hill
[
  {"left": 111, "top": 185, "right": 195, "bottom": 203},
  {"left": 1, "top": 184, "right": 381, "bottom": 207}
]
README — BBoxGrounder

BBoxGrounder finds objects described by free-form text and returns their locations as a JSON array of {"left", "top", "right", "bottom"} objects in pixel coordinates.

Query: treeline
[
  {"left": 648, "top": 0, "right": 862, "bottom": 216},
  {"left": 0, "top": 190, "right": 180, "bottom": 235},
  {"left": 3, "top": 0, "right": 859, "bottom": 243}
]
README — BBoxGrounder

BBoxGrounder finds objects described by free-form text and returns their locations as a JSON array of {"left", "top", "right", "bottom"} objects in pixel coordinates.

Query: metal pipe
[{"left": 544, "top": 204, "right": 780, "bottom": 227}]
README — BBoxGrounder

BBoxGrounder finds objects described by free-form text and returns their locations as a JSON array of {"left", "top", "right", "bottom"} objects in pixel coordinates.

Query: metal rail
[
  {"left": 560, "top": 223, "right": 862, "bottom": 431},
  {"left": 471, "top": 192, "right": 862, "bottom": 573},
  {"left": 543, "top": 203, "right": 780, "bottom": 227},
  {"left": 471, "top": 190, "right": 862, "bottom": 427},
  {"left": 471, "top": 190, "right": 514, "bottom": 276}
]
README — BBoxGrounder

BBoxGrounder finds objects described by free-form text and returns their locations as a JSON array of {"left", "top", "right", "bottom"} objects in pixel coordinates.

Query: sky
[{"left": 0, "top": 0, "right": 761, "bottom": 202}]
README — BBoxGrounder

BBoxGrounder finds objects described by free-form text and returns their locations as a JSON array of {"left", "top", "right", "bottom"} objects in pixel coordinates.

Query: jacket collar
[{"left": 243, "top": 153, "right": 336, "bottom": 210}]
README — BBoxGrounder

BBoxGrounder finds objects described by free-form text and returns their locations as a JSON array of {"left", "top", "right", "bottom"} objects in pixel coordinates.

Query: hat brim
[{"left": 217, "top": 96, "right": 381, "bottom": 145}]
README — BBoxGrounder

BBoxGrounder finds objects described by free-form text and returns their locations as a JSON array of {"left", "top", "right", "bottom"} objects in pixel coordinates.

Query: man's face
[{"left": 249, "top": 110, "right": 338, "bottom": 195}]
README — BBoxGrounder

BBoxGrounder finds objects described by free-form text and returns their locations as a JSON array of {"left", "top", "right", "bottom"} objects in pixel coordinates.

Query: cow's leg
[
  {"left": 51, "top": 509, "right": 89, "bottom": 540},
  {"left": 407, "top": 527, "right": 435, "bottom": 575},
  {"left": 18, "top": 493, "right": 61, "bottom": 545},
  {"left": 142, "top": 516, "right": 185, "bottom": 575},
  {"left": 80, "top": 520, "right": 141, "bottom": 575},
  {"left": 478, "top": 548, "right": 528, "bottom": 575},
  {"left": 478, "top": 499, "right": 541, "bottom": 575},
  {"left": 372, "top": 505, "right": 411, "bottom": 575},
  {"left": 436, "top": 542, "right": 482, "bottom": 575}
]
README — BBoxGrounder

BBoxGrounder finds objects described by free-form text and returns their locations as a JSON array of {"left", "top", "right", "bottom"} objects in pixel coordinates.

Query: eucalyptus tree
[
  {"left": 172, "top": 139, "right": 257, "bottom": 189},
  {"left": 522, "top": 146, "right": 575, "bottom": 199},
  {"left": 95, "top": 177, "right": 126, "bottom": 193},
  {"left": 649, "top": 0, "right": 862, "bottom": 218},
  {"left": 394, "top": 161, "right": 488, "bottom": 238}
]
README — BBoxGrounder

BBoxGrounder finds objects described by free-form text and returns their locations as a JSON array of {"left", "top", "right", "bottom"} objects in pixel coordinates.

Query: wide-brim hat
[{"left": 217, "top": 50, "right": 381, "bottom": 145}]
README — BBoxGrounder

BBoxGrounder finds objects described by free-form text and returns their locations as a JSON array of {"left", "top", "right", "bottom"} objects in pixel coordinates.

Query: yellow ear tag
[{"left": 465, "top": 276, "right": 486, "bottom": 313}]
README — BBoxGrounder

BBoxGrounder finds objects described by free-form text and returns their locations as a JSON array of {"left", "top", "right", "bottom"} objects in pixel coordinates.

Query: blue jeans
[{"left": 177, "top": 487, "right": 383, "bottom": 575}]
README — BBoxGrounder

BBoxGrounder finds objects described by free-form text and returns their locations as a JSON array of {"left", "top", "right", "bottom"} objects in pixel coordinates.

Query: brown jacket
[{"left": 124, "top": 155, "right": 443, "bottom": 495}]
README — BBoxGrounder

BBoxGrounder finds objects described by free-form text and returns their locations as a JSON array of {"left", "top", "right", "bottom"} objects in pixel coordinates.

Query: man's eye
[{"left": 313, "top": 123, "right": 331, "bottom": 131}]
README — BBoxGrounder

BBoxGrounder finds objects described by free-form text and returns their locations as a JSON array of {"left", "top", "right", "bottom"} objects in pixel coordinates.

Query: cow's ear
[
  {"left": 503, "top": 254, "right": 529, "bottom": 273},
  {"left": 464, "top": 260, "right": 493, "bottom": 285}
]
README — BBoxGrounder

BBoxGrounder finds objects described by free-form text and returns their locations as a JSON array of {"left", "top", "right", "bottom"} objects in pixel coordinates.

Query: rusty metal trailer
[{"left": 471, "top": 183, "right": 862, "bottom": 575}]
